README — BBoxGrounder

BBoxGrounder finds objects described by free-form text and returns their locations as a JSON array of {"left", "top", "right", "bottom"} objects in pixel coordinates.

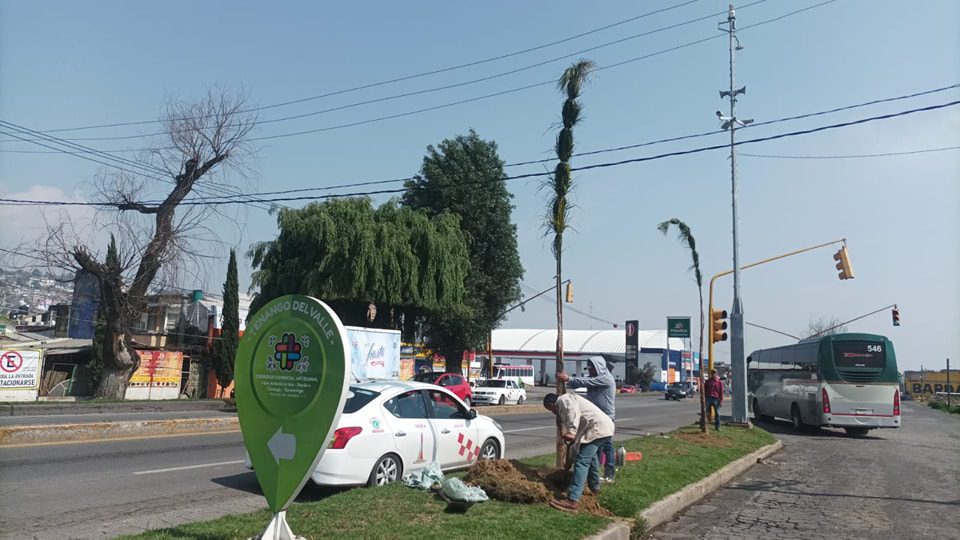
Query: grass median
[{"left": 123, "top": 424, "right": 775, "bottom": 540}]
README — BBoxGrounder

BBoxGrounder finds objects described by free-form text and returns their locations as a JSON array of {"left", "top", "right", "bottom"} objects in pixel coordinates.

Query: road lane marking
[
  {"left": 503, "top": 418, "right": 634, "bottom": 434},
  {"left": 133, "top": 459, "right": 246, "bottom": 475}
]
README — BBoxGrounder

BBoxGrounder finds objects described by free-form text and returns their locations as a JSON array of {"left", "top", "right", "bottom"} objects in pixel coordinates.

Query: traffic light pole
[{"left": 707, "top": 239, "right": 847, "bottom": 372}]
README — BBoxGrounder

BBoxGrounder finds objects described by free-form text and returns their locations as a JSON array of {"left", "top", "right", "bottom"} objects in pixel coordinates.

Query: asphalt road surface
[
  {"left": 0, "top": 394, "right": 700, "bottom": 539},
  {"left": 649, "top": 402, "right": 960, "bottom": 539}
]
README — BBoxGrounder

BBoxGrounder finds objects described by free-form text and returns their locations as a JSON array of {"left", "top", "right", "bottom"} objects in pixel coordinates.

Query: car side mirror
[{"left": 467, "top": 409, "right": 477, "bottom": 420}]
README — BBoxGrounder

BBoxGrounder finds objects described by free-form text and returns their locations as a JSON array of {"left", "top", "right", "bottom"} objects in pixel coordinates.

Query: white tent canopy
[{"left": 492, "top": 328, "right": 685, "bottom": 356}]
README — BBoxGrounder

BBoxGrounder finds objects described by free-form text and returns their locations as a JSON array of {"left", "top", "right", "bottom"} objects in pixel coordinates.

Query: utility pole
[{"left": 718, "top": 3, "right": 753, "bottom": 425}]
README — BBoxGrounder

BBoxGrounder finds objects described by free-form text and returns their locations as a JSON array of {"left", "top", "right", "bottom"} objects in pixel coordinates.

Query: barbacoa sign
[{"left": 236, "top": 295, "right": 350, "bottom": 518}]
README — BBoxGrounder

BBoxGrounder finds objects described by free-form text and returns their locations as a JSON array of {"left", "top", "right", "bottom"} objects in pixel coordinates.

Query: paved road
[
  {"left": 0, "top": 394, "right": 699, "bottom": 539},
  {"left": 649, "top": 402, "right": 960, "bottom": 539}
]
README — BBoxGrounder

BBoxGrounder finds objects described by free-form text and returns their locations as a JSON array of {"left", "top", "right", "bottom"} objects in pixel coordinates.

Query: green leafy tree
[
  {"left": 87, "top": 235, "right": 119, "bottom": 389},
  {"left": 214, "top": 249, "right": 240, "bottom": 396},
  {"left": 403, "top": 130, "right": 523, "bottom": 374},
  {"left": 638, "top": 362, "right": 657, "bottom": 390},
  {"left": 546, "top": 59, "right": 595, "bottom": 466},
  {"left": 248, "top": 198, "right": 470, "bottom": 335},
  {"left": 658, "top": 218, "right": 707, "bottom": 432}
]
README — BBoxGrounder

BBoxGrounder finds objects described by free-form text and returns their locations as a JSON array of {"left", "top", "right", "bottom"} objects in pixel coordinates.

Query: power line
[
  {"left": 1, "top": 0, "right": 818, "bottom": 146},
  {"left": 519, "top": 283, "right": 617, "bottom": 326},
  {"left": 0, "top": 120, "right": 282, "bottom": 212},
  {"left": 18, "top": 1, "right": 704, "bottom": 135},
  {"left": 740, "top": 145, "right": 960, "bottom": 159},
  {"left": 6, "top": 98, "right": 954, "bottom": 209}
]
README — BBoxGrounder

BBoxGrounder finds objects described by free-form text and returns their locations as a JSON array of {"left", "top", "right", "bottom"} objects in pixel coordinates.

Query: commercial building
[{"left": 487, "top": 328, "right": 692, "bottom": 385}]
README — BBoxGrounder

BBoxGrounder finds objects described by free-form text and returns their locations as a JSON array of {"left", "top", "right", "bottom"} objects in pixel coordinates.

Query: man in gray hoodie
[{"left": 557, "top": 356, "right": 617, "bottom": 482}]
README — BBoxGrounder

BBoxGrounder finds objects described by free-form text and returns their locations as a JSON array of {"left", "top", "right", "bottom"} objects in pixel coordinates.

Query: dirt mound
[
  {"left": 465, "top": 459, "right": 611, "bottom": 517},
  {"left": 464, "top": 459, "right": 552, "bottom": 503}
]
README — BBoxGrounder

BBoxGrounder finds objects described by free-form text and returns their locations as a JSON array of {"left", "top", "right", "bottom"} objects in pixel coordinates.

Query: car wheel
[
  {"left": 844, "top": 427, "right": 870, "bottom": 437},
  {"left": 790, "top": 404, "right": 803, "bottom": 432},
  {"left": 498, "top": 395, "right": 506, "bottom": 406},
  {"left": 478, "top": 438, "right": 500, "bottom": 461},
  {"left": 517, "top": 395, "right": 524, "bottom": 405},
  {"left": 753, "top": 398, "right": 771, "bottom": 422},
  {"left": 367, "top": 453, "right": 403, "bottom": 487}
]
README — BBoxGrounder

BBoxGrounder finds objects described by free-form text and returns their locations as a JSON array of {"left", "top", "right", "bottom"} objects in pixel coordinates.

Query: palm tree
[
  {"left": 547, "top": 59, "right": 595, "bottom": 466},
  {"left": 658, "top": 218, "right": 708, "bottom": 433}
]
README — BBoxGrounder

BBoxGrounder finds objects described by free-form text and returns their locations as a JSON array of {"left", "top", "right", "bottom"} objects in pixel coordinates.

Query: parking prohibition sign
[{"left": 1, "top": 351, "right": 23, "bottom": 373}]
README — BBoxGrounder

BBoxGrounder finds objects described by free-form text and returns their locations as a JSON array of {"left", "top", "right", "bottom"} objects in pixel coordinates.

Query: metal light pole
[{"left": 718, "top": 4, "right": 753, "bottom": 424}]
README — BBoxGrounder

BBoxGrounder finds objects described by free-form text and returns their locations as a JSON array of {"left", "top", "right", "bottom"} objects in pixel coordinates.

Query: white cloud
[{"left": 0, "top": 183, "right": 100, "bottom": 255}]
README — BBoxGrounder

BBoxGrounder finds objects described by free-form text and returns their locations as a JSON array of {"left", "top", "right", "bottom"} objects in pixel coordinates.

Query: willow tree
[
  {"left": 248, "top": 198, "right": 470, "bottom": 336},
  {"left": 658, "top": 218, "right": 707, "bottom": 433},
  {"left": 546, "top": 59, "right": 595, "bottom": 466}
]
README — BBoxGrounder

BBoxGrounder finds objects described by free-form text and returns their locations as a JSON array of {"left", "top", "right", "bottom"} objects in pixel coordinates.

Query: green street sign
[
  {"left": 667, "top": 317, "right": 691, "bottom": 339},
  {"left": 236, "top": 295, "right": 350, "bottom": 513}
]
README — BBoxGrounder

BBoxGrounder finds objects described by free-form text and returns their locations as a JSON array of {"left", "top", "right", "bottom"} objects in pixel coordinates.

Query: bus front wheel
[
  {"left": 844, "top": 427, "right": 870, "bottom": 437},
  {"left": 753, "top": 399, "right": 771, "bottom": 422},
  {"left": 790, "top": 404, "right": 804, "bottom": 432}
]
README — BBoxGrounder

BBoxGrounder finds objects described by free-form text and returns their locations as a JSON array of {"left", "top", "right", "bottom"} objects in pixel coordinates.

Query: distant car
[
  {"left": 573, "top": 386, "right": 588, "bottom": 395},
  {"left": 901, "top": 392, "right": 912, "bottom": 401},
  {"left": 619, "top": 384, "right": 638, "bottom": 394},
  {"left": 244, "top": 381, "right": 504, "bottom": 487},
  {"left": 649, "top": 381, "right": 667, "bottom": 392},
  {"left": 471, "top": 379, "right": 527, "bottom": 405},
  {"left": 665, "top": 382, "right": 695, "bottom": 400},
  {"left": 412, "top": 372, "right": 472, "bottom": 406}
]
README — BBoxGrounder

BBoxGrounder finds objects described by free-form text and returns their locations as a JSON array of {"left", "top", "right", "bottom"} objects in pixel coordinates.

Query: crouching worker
[{"left": 543, "top": 392, "right": 615, "bottom": 513}]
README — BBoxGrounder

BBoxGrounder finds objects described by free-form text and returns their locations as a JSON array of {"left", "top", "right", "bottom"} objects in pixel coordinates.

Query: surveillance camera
[{"left": 716, "top": 111, "right": 723, "bottom": 118}]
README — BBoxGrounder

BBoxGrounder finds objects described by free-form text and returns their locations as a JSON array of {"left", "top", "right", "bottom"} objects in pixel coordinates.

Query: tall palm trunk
[
  {"left": 548, "top": 59, "right": 595, "bottom": 467},
  {"left": 658, "top": 218, "right": 708, "bottom": 433}
]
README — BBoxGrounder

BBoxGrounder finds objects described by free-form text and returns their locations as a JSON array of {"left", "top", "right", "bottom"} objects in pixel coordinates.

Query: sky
[{"left": 1, "top": 0, "right": 957, "bottom": 372}]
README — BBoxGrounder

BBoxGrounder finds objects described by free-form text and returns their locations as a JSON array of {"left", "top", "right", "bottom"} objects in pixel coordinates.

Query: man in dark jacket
[{"left": 557, "top": 356, "right": 617, "bottom": 482}]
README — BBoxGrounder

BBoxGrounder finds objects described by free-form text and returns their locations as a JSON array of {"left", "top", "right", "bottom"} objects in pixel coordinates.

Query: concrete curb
[
  {"left": 638, "top": 439, "right": 784, "bottom": 533},
  {"left": 0, "top": 417, "right": 240, "bottom": 446},
  {"left": 0, "top": 402, "right": 547, "bottom": 446},
  {"left": 1, "top": 399, "right": 236, "bottom": 417},
  {"left": 585, "top": 519, "right": 632, "bottom": 540}
]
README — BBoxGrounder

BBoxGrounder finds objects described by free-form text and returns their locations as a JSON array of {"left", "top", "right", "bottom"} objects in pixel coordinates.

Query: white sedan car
[
  {"left": 471, "top": 379, "right": 527, "bottom": 405},
  {"left": 244, "top": 381, "right": 505, "bottom": 487}
]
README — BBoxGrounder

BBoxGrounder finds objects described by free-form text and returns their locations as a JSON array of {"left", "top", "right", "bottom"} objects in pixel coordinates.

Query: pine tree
[
  {"left": 88, "top": 235, "right": 119, "bottom": 388},
  {"left": 215, "top": 249, "right": 240, "bottom": 395}
]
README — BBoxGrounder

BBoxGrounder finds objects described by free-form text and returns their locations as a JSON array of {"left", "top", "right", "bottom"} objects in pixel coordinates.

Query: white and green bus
[{"left": 748, "top": 333, "right": 901, "bottom": 436}]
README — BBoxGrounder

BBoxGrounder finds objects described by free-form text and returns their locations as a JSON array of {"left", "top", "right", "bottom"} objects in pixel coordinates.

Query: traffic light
[
  {"left": 711, "top": 309, "right": 728, "bottom": 343},
  {"left": 564, "top": 281, "right": 574, "bottom": 303},
  {"left": 892, "top": 307, "right": 900, "bottom": 326},
  {"left": 833, "top": 246, "right": 855, "bottom": 280}
]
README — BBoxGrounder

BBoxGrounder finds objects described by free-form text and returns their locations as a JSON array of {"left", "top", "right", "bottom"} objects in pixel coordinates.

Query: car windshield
[
  {"left": 477, "top": 380, "right": 507, "bottom": 388},
  {"left": 668, "top": 383, "right": 684, "bottom": 389},
  {"left": 343, "top": 387, "right": 380, "bottom": 413},
  {"left": 412, "top": 372, "right": 439, "bottom": 383}
]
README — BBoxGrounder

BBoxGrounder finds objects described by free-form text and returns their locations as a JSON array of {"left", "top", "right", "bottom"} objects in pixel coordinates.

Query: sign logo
[
  {"left": 236, "top": 295, "right": 350, "bottom": 517},
  {"left": 1, "top": 351, "right": 23, "bottom": 373},
  {"left": 667, "top": 317, "right": 691, "bottom": 338}
]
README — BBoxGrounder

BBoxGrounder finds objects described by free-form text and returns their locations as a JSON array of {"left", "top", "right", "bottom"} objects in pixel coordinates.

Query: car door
[
  {"left": 381, "top": 390, "right": 436, "bottom": 471},
  {"left": 506, "top": 380, "right": 518, "bottom": 403},
  {"left": 439, "top": 374, "right": 467, "bottom": 401},
  {"left": 425, "top": 388, "right": 479, "bottom": 469}
]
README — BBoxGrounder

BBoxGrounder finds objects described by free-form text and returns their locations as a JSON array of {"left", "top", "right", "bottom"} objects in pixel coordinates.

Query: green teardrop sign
[{"left": 236, "top": 295, "right": 350, "bottom": 513}]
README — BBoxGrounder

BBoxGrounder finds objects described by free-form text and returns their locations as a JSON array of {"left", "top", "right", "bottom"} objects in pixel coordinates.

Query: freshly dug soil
[
  {"left": 465, "top": 459, "right": 611, "bottom": 517},
  {"left": 464, "top": 459, "right": 553, "bottom": 503}
]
